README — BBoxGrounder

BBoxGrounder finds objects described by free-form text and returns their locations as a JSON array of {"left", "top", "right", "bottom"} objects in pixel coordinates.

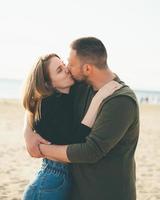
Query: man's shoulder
[
  {"left": 99, "top": 86, "right": 139, "bottom": 114},
  {"left": 95, "top": 95, "right": 139, "bottom": 125},
  {"left": 105, "top": 85, "right": 138, "bottom": 104}
]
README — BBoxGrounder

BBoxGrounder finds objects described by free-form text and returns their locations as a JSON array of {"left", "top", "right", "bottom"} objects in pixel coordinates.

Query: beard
[{"left": 73, "top": 74, "right": 88, "bottom": 83}]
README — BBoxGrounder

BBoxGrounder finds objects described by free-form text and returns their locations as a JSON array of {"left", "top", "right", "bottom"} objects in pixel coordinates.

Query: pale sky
[{"left": 0, "top": 0, "right": 159, "bottom": 91}]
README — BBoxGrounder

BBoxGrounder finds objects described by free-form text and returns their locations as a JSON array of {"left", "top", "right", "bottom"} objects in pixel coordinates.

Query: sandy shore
[{"left": 0, "top": 99, "right": 160, "bottom": 200}]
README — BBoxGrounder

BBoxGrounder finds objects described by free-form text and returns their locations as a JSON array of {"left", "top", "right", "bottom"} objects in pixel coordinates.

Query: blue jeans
[{"left": 23, "top": 159, "right": 72, "bottom": 200}]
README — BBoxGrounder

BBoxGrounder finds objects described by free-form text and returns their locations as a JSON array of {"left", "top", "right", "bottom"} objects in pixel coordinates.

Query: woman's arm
[{"left": 23, "top": 111, "right": 50, "bottom": 158}]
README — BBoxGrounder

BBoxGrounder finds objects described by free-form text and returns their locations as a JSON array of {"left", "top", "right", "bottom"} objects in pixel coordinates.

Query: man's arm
[
  {"left": 39, "top": 96, "right": 136, "bottom": 163},
  {"left": 67, "top": 96, "right": 136, "bottom": 163},
  {"left": 39, "top": 144, "right": 70, "bottom": 162}
]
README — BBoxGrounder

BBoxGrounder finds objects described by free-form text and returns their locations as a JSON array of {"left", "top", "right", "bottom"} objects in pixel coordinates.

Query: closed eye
[{"left": 56, "top": 66, "right": 63, "bottom": 73}]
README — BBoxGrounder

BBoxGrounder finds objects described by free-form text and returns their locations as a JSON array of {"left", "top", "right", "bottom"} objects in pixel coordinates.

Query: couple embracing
[{"left": 22, "top": 37, "right": 139, "bottom": 200}]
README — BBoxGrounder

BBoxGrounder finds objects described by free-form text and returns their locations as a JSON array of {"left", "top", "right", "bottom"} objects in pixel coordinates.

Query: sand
[{"left": 0, "top": 99, "right": 160, "bottom": 200}]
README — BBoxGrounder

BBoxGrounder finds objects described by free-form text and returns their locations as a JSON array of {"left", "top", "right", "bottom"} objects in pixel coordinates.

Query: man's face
[{"left": 67, "top": 49, "right": 86, "bottom": 81}]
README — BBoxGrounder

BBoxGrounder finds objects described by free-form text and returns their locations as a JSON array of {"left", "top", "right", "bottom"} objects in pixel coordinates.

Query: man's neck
[{"left": 88, "top": 69, "right": 116, "bottom": 91}]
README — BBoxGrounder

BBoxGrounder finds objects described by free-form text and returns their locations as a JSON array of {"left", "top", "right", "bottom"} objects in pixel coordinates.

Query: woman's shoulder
[
  {"left": 70, "top": 81, "right": 90, "bottom": 95},
  {"left": 41, "top": 92, "right": 56, "bottom": 105}
]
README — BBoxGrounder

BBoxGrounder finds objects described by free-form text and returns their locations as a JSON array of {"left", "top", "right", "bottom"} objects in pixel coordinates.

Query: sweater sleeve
[{"left": 67, "top": 96, "right": 136, "bottom": 163}]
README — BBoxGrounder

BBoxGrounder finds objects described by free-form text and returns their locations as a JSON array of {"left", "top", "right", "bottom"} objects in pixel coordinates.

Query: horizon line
[{"left": 0, "top": 77, "right": 160, "bottom": 93}]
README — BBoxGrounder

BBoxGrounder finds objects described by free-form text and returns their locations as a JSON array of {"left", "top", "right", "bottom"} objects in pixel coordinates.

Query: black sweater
[{"left": 34, "top": 91, "right": 75, "bottom": 145}]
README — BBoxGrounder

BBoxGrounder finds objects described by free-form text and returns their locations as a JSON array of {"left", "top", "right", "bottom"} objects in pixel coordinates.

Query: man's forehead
[{"left": 68, "top": 49, "right": 77, "bottom": 61}]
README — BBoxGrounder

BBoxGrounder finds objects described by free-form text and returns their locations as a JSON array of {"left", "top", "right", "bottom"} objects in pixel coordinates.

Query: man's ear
[{"left": 82, "top": 64, "right": 93, "bottom": 75}]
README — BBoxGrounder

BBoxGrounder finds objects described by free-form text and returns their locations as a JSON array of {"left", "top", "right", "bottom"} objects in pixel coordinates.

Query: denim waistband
[{"left": 41, "top": 158, "right": 71, "bottom": 172}]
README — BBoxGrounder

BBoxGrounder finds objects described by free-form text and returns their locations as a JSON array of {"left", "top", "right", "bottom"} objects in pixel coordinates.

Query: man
[{"left": 24, "top": 37, "right": 139, "bottom": 200}]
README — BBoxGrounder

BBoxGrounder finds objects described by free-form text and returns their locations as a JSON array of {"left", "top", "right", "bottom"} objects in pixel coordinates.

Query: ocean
[
  {"left": 0, "top": 78, "right": 23, "bottom": 99},
  {"left": 0, "top": 78, "right": 160, "bottom": 104}
]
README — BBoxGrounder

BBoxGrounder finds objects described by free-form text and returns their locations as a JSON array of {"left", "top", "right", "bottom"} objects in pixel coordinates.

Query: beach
[{"left": 0, "top": 99, "right": 160, "bottom": 200}]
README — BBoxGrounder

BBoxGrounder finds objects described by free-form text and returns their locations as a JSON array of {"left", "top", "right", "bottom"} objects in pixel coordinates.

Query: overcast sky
[{"left": 0, "top": 0, "right": 159, "bottom": 91}]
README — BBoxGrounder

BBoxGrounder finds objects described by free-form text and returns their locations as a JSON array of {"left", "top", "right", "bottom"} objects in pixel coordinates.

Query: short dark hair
[{"left": 71, "top": 37, "right": 108, "bottom": 69}]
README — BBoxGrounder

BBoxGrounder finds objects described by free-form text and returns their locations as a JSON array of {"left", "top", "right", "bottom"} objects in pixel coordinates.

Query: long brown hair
[{"left": 22, "top": 53, "right": 60, "bottom": 128}]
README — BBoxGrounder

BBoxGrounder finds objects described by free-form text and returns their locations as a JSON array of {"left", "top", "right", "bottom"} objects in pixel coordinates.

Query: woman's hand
[
  {"left": 23, "top": 112, "right": 50, "bottom": 158},
  {"left": 24, "top": 130, "right": 50, "bottom": 158}
]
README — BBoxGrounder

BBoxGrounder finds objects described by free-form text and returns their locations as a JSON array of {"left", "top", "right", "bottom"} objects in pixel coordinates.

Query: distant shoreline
[
  {"left": 0, "top": 98, "right": 22, "bottom": 107},
  {"left": 0, "top": 77, "right": 160, "bottom": 93},
  {"left": 0, "top": 78, "right": 160, "bottom": 103}
]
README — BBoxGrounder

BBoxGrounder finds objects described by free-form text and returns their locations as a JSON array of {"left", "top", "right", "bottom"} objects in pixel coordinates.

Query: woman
[
  {"left": 22, "top": 53, "right": 75, "bottom": 200},
  {"left": 22, "top": 53, "right": 121, "bottom": 200}
]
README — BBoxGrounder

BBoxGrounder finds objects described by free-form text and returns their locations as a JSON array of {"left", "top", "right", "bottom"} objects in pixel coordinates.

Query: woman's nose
[{"left": 64, "top": 66, "right": 69, "bottom": 74}]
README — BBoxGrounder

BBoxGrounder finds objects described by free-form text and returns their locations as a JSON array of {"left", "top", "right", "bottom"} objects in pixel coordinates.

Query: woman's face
[{"left": 48, "top": 56, "right": 74, "bottom": 89}]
